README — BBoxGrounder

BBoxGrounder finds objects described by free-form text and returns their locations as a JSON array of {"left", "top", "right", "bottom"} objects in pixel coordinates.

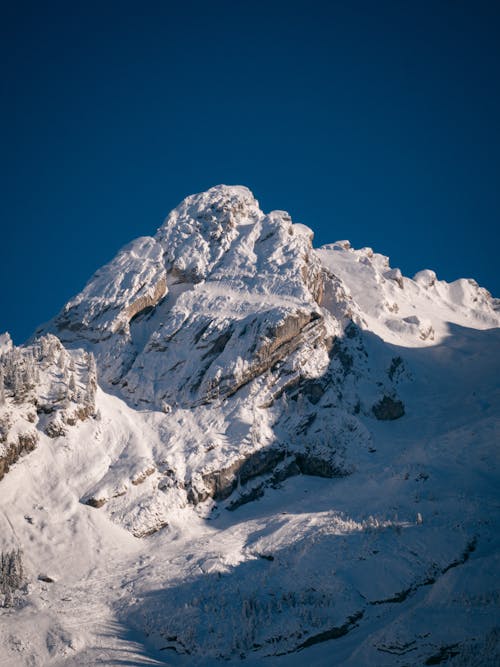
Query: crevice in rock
[{"left": 281, "top": 610, "right": 364, "bottom": 653}]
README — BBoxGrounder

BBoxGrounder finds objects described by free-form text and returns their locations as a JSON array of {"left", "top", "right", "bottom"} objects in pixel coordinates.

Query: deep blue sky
[{"left": 2, "top": 1, "right": 499, "bottom": 344}]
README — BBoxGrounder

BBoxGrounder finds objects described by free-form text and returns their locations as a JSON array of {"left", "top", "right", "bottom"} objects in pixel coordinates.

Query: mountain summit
[{"left": 1, "top": 186, "right": 499, "bottom": 665}]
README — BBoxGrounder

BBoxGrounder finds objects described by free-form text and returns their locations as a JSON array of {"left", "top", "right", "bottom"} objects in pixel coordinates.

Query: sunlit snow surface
[{"left": 1, "top": 186, "right": 499, "bottom": 665}]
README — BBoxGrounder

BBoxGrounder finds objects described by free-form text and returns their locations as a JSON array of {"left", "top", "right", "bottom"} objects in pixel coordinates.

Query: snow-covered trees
[
  {"left": 68, "top": 372, "right": 76, "bottom": 395},
  {"left": 37, "top": 334, "right": 62, "bottom": 365},
  {"left": 83, "top": 351, "right": 97, "bottom": 413},
  {"left": 0, "top": 347, "right": 37, "bottom": 400},
  {"left": 0, "top": 549, "right": 25, "bottom": 608},
  {"left": 0, "top": 335, "right": 98, "bottom": 459},
  {"left": 57, "top": 350, "right": 66, "bottom": 371},
  {"left": 0, "top": 367, "right": 5, "bottom": 407}
]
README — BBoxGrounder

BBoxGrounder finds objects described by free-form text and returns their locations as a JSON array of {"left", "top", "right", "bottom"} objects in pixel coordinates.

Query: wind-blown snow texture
[{"left": 1, "top": 185, "right": 499, "bottom": 666}]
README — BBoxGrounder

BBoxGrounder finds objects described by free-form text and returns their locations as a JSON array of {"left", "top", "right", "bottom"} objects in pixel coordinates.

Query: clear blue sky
[{"left": 2, "top": 1, "right": 499, "bottom": 344}]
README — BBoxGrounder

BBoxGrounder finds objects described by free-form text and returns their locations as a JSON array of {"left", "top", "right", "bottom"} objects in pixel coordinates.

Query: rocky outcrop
[
  {"left": 187, "top": 445, "right": 349, "bottom": 509},
  {"left": 295, "top": 452, "right": 349, "bottom": 478},
  {"left": 0, "top": 548, "right": 26, "bottom": 608},
  {"left": 85, "top": 496, "right": 107, "bottom": 509},
  {"left": 372, "top": 395, "right": 405, "bottom": 420},
  {"left": 216, "top": 311, "right": 325, "bottom": 401},
  {"left": 0, "top": 432, "right": 38, "bottom": 482},
  {"left": 257, "top": 311, "right": 321, "bottom": 365},
  {"left": 187, "top": 448, "right": 287, "bottom": 504},
  {"left": 295, "top": 610, "right": 364, "bottom": 650},
  {"left": 123, "top": 276, "right": 167, "bottom": 327}
]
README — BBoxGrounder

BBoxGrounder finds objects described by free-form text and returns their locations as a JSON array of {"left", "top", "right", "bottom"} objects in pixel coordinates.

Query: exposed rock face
[
  {"left": 124, "top": 276, "right": 167, "bottom": 324},
  {"left": 188, "top": 448, "right": 288, "bottom": 505},
  {"left": 186, "top": 444, "right": 351, "bottom": 508},
  {"left": 294, "top": 452, "right": 349, "bottom": 478},
  {"left": 0, "top": 433, "right": 38, "bottom": 482}
]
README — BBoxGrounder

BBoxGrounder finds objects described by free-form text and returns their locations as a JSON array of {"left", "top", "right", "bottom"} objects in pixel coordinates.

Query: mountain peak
[
  {"left": 156, "top": 184, "right": 262, "bottom": 236},
  {"left": 154, "top": 184, "right": 263, "bottom": 282},
  {"left": 37, "top": 185, "right": 499, "bottom": 397},
  {"left": 2, "top": 186, "right": 499, "bottom": 664}
]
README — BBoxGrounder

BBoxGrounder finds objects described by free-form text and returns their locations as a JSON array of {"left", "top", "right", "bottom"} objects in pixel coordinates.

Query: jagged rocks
[
  {"left": 131, "top": 466, "right": 156, "bottom": 486},
  {"left": 45, "top": 402, "right": 97, "bottom": 436}
]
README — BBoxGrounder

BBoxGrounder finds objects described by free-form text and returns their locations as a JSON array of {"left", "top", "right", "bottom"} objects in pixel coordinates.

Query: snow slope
[{"left": 1, "top": 185, "right": 499, "bottom": 666}]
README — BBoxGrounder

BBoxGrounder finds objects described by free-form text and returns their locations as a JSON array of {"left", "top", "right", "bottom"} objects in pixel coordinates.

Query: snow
[
  {"left": 0, "top": 332, "right": 13, "bottom": 355},
  {"left": 48, "top": 236, "right": 167, "bottom": 339},
  {"left": 317, "top": 242, "right": 499, "bottom": 346},
  {"left": 1, "top": 185, "right": 499, "bottom": 665}
]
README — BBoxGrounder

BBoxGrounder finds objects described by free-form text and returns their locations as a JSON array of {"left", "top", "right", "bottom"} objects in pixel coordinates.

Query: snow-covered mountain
[{"left": 1, "top": 185, "right": 499, "bottom": 666}]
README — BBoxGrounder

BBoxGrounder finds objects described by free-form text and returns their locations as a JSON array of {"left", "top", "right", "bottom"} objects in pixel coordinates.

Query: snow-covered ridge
[
  {"left": 155, "top": 184, "right": 263, "bottom": 281},
  {"left": 318, "top": 240, "right": 499, "bottom": 346},
  {"left": 54, "top": 236, "right": 167, "bottom": 338}
]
